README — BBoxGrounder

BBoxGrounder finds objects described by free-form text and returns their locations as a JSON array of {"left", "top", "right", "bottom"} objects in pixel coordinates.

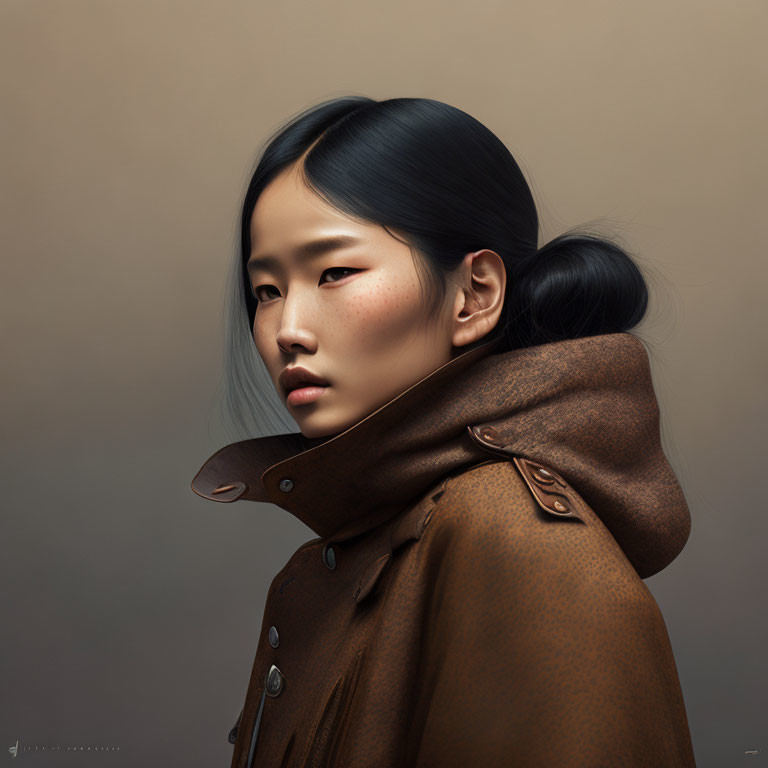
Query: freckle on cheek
[{"left": 342, "top": 280, "right": 416, "bottom": 336}]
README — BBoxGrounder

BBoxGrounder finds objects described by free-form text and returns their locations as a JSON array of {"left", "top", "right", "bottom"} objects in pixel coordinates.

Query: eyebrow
[{"left": 247, "top": 234, "right": 363, "bottom": 273}]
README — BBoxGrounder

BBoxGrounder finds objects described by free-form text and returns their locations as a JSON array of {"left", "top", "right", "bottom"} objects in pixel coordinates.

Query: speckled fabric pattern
[{"left": 192, "top": 332, "right": 696, "bottom": 767}]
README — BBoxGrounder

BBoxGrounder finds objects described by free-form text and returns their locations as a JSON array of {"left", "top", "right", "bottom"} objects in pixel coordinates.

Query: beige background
[{"left": 2, "top": 0, "right": 766, "bottom": 764}]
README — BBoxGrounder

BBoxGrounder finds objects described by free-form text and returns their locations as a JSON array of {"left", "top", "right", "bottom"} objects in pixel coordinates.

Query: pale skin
[{"left": 248, "top": 159, "right": 507, "bottom": 439}]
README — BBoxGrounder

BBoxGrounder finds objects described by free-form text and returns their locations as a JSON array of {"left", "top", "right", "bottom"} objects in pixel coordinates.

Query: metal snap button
[
  {"left": 533, "top": 467, "right": 555, "bottom": 485},
  {"left": 228, "top": 724, "right": 239, "bottom": 744},
  {"left": 268, "top": 626, "right": 279, "bottom": 648},
  {"left": 265, "top": 664, "right": 284, "bottom": 697},
  {"left": 279, "top": 478, "right": 294, "bottom": 493},
  {"left": 322, "top": 543, "right": 336, "bottom": 570},
  {"left": 480, "top": 426, "right": 501, "bottom": 444}
]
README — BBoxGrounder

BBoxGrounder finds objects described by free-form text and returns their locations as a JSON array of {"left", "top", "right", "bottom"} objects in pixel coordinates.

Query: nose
[{"left": 275, "top": 289, "right": 318, "bottom": 355}]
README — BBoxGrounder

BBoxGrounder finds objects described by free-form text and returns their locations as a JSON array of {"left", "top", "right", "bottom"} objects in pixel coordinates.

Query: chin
[{"left": 296, "top": 409, "right": 360, "bottom": 440}]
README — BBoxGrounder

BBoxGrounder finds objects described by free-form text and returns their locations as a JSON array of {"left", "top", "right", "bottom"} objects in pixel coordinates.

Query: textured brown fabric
[{"left": 192, "top": 332, "right": 696, "bottom": 767}]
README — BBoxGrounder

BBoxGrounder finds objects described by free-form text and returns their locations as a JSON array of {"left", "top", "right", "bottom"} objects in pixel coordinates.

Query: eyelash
[{"left": 251, "top": 267, "right": 361, "bottom": 302}]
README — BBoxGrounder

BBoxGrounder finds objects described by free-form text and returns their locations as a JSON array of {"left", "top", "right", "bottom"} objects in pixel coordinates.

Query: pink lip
[{"left": 286, "top": 385, "right": 329, "bottom": 407}]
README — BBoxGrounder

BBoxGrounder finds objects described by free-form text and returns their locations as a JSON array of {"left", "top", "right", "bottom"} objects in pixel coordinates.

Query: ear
[{"left": 450, "top": 249, "right": 506, "bottom": 348}]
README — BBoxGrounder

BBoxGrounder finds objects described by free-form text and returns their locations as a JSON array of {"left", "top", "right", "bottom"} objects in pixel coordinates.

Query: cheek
[
  {"left": 336, "top": 274, "right": 423, "bottom": 349},
  {"left": 251, "top": 320, "right": 266, "bottom": 354}
]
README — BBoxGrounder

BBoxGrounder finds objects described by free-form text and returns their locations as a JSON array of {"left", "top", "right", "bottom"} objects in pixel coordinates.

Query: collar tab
[
  {"left": 190, "top": 434, "right": 307, "bottom": 504},
  {"left": 468, "top": 423, "right": 585, "bottom": 521}
]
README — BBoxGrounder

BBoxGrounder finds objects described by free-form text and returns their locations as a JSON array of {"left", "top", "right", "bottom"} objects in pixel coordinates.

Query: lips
[
  {"left": 289, "top": 381, "right": 327, "bottom": 391},
  {"left": 279, "top": 366, "right": 330, "bottom": 395}
]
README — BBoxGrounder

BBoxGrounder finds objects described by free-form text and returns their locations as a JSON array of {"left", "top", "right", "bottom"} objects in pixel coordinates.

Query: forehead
[
  {"left": 248, "top": 165, "right": 399, "bottom": 266},
  {"left": 250, "top": 165, "right": 357, "bottom": 249}
]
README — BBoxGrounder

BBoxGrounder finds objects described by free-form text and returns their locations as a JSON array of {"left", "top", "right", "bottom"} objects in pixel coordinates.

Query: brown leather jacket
[{"left": 192, "top": 332, "right": 696, "bottom": 767}]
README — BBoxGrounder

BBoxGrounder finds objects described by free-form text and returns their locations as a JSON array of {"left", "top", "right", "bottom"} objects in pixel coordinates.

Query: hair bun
[{"left": 505, "top": 232, "right": 648, "bottom": 348}]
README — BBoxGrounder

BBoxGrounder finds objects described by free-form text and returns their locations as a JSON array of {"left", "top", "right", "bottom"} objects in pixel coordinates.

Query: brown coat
[{"left": 192, "top": 332, "right": 696, "bottom": 767}]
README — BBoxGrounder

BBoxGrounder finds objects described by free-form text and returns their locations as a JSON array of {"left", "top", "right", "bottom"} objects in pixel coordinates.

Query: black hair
[{"left": 214, "top": 95, "right": 650, "bottom": 441}]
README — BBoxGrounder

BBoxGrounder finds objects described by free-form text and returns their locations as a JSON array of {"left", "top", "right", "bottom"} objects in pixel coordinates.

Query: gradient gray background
[{"left": 2, "top": 1, "right": 765, "bottom": 765}]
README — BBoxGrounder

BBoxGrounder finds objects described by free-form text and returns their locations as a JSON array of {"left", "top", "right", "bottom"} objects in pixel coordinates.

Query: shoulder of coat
[
  {"left": 424, "top": 458, "right": 630, "bottom": 597},
  {"left": 424, "top": 438, "right": 647, "bottom": 597}
]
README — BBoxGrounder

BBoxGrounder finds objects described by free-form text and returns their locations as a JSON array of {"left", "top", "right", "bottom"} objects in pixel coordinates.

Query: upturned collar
[{"left": 192, "top": 332, "right": 691, "bottom": 578}]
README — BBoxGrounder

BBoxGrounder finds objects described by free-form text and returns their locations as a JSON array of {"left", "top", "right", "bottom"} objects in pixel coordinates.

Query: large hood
[{"left": 192, "top": 332, "right": 691, "bottom": 579}]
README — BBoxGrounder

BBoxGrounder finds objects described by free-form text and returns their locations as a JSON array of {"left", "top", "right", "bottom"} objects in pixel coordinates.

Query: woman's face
[{"left": 248, "top": 161, "right": 462, "bottom": 439}]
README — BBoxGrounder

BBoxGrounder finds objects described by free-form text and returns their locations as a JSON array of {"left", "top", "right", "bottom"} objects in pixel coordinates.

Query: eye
[
  {"left": 320, "top": 267, "right": 361, "bottom": 284},
  {"left": 252, "top": 284, "right": 279, "bottom": 302},
  {"left": 252, "top": 268, "right": 361, "bottom": 302}
]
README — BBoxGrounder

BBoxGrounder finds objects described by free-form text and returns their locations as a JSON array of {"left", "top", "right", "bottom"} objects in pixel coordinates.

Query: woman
[{"left": 192, "top": 96, "right": 696, "bottom": 767}]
